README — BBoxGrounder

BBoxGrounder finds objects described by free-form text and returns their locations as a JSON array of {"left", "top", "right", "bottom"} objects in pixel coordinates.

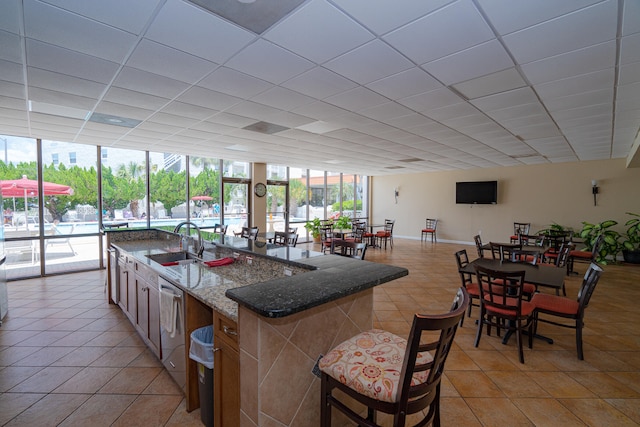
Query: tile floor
[{"left": 1, "top": 239, "right": 639, "bottom": 426}]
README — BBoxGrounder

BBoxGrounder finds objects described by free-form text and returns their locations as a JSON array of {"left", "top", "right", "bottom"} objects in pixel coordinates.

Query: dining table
[{"left": 459, "top": 257, "right": 566, "bottom": 345}]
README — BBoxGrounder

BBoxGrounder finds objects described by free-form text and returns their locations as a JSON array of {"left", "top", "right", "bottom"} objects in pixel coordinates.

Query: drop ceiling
[{"left": 0, "top": 0, "right": 639, "bottom": 175}]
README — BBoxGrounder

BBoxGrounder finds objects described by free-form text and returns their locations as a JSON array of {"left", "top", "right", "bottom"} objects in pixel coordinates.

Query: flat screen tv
[{"left": 456, "top": 181, "right": 498, "bottom": 204}]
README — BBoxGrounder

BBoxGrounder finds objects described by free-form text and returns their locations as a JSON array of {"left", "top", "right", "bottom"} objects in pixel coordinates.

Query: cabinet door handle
[{"left": 223, "top": 325, "right": 238, "bottom": 336}]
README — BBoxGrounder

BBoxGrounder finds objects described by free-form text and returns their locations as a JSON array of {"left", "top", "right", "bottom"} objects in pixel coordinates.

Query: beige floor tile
[
  {"left": 53, "top": 366, "right": 121, "bottom": 394},
  {"left": 9, "top": 366, "right": 83, "bottom": 393},
  {"left": 605, "top": 398, "right": 640, "bottom": 424},
  {"left": 511, "top": 398, "right": 585, "bottom": 426},
  {"left": 464, "top": 397, "right": 534, "bottom": 427},
  {"left": 3, "top": 393, "right": 90, "bottom": 427},
  {"left": 98, "top": 366, "right": 162, "bottom": 394},
  {"left": 57, "top": 394, "right": 136, "bottom": 427},
  {"left": 559, "top": 398, "right": 638, "bottom": 426},
  {"left": 111, "top": 394, "right": 183, "bottom": 426},
  {"left": 0, "top": 392, "right": 46, "bottom": 425}
]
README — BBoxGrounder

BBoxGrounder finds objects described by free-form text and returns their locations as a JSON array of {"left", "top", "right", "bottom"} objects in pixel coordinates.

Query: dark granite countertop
[{"left": 108, "top": 228, "right": 408, "bottom": 320}]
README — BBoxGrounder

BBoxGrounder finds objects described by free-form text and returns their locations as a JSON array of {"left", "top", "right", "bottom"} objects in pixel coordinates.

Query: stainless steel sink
[{"left": 146, "top": 251, "right": 201, "bottom": 265}]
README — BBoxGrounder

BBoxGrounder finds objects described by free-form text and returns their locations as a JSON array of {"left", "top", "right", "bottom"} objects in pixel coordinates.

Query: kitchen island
[{"left": 107, "top": 228, "right": 408, "bottom": 426}]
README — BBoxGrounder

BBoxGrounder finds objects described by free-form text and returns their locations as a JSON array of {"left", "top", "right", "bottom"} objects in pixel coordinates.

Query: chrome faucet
[{"left": 173, "top": 221, "right": 204, "bottom": 257}]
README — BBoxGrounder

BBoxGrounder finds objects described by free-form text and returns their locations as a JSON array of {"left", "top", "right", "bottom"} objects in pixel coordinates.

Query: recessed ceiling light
[{"left": 89, "top": 113, "right": 141, "bottom": 128}]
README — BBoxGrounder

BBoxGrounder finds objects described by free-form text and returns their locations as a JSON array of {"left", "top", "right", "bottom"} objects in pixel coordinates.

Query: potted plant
[
  {"left": 578, "top": 219, "right": 621, "bottom": 264},
  {"left": 304, "top": 217, "right": 322, "bottom": 243},
  {"left": 621, "top": 212, "right": 640, "bottom": 264},
  {"left": 333, "top": 215, "right": 352, "bottom": 230}
]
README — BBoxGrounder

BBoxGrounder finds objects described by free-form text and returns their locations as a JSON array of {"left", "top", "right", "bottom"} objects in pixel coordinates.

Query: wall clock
[{"left": 254, "top": 182, "right": 267, "bottom": 197}]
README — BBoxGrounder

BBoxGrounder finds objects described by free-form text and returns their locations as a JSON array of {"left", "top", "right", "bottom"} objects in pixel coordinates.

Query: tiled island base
[{"left": 238, "top": 289, "right": 373, "bottom": 426}]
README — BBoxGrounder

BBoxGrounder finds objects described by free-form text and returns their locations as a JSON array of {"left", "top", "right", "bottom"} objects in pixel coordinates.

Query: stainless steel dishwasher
[{"left": 158, "top": 277, "right": 186, "bottom": 391}]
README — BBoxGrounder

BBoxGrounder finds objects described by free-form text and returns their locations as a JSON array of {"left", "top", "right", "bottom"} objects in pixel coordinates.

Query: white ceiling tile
[
  {"left": 26, "top": 39, "right": 119, "bottom": 84},
  {"left": 619, "top": 61, "right": 640, "bottom": 86},
  {"left": 0, "top": 59, "right": 23, "bottom": 84},
  {"left": 251, "top": 87, "right": 315, "bottom": 111},
  {"left": 331, "top": 0, "right": 452, "bottom": 35},
  {"left": 543, "top": 88, "right": 613, "bottom": 112},
  {"left": 40, "top": 0, "right": 161, "bottom": 34},
  {"left": 127, "top": 39, "right": 217, "bottom": 84},
  {"left": 422, "top": 40, "right": 514, "bottom": 86},
  {"left": 384, "top": 0, "right": 494, "bottom": 64},
  {"left": 620, "top": 33, "right": 640, "bottom": 65},
  {"left": 0, "top": 30, "right": 22, "bottom": 63},
  {"left": 94, "top": 100, "right": 154, "bottom": 121},
  {"left": 176, "top": 86, "right": 241, "bottom": 111},
  {"left": 622, "top": 0, "right": 640, "bottom": 36},
  {"left": 27, "top": 67, "right": 105, "bottom": 98},
  {"left": 452, "top": 68, "right": 527, "bottom": 100},
  {"left": 366, "top": 67, "right": 442, "bottom": 100},
  {"left": 264, "top": 0, "right": 373, "bottom": 64},
  {"left": 471, "top": 87, "right": 541, "bottom": 112},
  {"left": 102, "top": 87, "right": 169, "bottom": 111},
  {"left": 295, "top": 121, "right": 344, "bottom": 134},
  {"left": 29, "top": 86, "right": 95, "bottom": 110},
  {"left": 324, "top": 86, "right": 388, "bottom": 111},
  {"left": 290, "top": 101, "right": 351, "bottom": 121},
  {"left": 324, "top": 39, "right": 413, "bottom": 85},
  {"left": 24, "top": 0, "right": 136, "bottom": 63},
  {"left": 422, "top": 102, "right": 480, "bottom": 121},
  {"left": 616, "top": 81, "right": 640, "bottom": 111},
  {"left": 478, "top": 0, "right": 603, "bottom": 35},
  {"left": 198, "top": 67, "right": 271, "bottom": 99},
  {"left": 521, "top": 41, "right": 617, "bottom": 85},
  {"left": 399, "top": 87, "right": 464, "bottom": 113},
  {"left": 0, "top": 0, "right": 21, "bottom": 34},
  {"left": 535, "top": 69, "right": 614, "bottom": 100},
  {"left": 358, "top": 102, "right": 414, "bottom": 121},
  {"left": 207, "top": 112, "right": 257, "bottom": 128},
  {"left": 226, "top": 39, "right": 314, "bottom": 85},
  {"left": 503, "top": 0, "right": 617, "bottom": 64},
  {"left": 486, "top": 103, "right": 547, "bottom": 121},
  {"left": 113, "top": 67, "right": 189, "bottom": 99},
  {"left": 160, "top": 101, "right": 217, "bottom": 121},
  {"left": 145, "top": 0, "right": 254, "bottom": 64},
  {"left": 281, "top": 67, "right": 358, "bottom": 99},
  {"left": 146, "top": 112, "right": 200, "bottom": 128},
  {"left": 381, "top": 113, "right": 432, "bottom": 129}
]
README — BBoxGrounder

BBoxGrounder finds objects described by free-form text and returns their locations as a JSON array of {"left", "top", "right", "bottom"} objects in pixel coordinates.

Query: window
[
  {"left": 101, "top": 148, "right": 108, "bottom": 160},
  {"left": 69, "top": 152, "right": 76, "bottom": 164},
  {"left": 52, "top": 153, "right": 59, "bottom": 165}
]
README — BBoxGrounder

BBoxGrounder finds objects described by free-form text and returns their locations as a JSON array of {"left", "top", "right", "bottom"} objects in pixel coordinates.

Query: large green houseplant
[
  {"left": 578, "top": 219, "right": 621, "bottom": 264},
  {"left": 333, "top": 215, "right": 352, "bottom": 230},
  {"left": 621, "top": 212, "right": 640, "bottom": 263},
  {"left": 304, "top": 217, "right": 322, "bottom": 242}
]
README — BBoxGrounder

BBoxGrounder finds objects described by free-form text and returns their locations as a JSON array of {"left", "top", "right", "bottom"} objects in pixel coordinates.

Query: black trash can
[{"left": 189, "top": 325, "right": 214, "bottom": 427}]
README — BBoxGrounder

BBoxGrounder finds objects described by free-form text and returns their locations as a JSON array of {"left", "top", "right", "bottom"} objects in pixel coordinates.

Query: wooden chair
[
  {"left": 531, "top": 263, "right": 603, "bottom": 360},
  {"left": 510, "top": 222, "right": 531, "bottom": 243},
  {"left": 489, "top": 242, "right": 521, "bottom": 261},
  {"left": 320, "top": 225, "right": 334, "bottom": 254},
  {"left": 274, "top": 231, "right": 297, "bottom": 247},
  {"left": 509, "top": 249, "right": 541, "bottom": 299},
  {"left": 474, "top": 265, "right": 534, "bottom": 364},
  {"left": 375, "top": 219, "right": 395, "bottom": 249},
  {"left": 454, "top": 249, "right": 480, "bottom": 326},
  {"left": 319, "top": 288, "right": 469, "bottom": 427},
  {"left": 568, "top": 234, "right": 603, "bottom": 274},
  {"left": 236, "top": 226, "right": 259, "bottom": 240},
  {"left": 333, "top": 240, "right": 367, "bottom": 260},
  {"left": 213, "top": 223, "right": 228, "bottom": 235},
  {"left": 474, "top": 234, "right": 484, "bottom": 258},
  {"left": 421, "top": 218, "right": 438, "bottom": 243}
]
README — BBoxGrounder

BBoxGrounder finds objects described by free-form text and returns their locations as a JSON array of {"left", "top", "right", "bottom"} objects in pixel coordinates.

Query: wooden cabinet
[
  {"left": 134, "top": 261, "right": 161, "bottom": 358},
  {"left": 213, "top": 311, "right": 240, "bottom": 427},
  {"left": 118, "top": 253, "right": 136, "bottom": 323}
]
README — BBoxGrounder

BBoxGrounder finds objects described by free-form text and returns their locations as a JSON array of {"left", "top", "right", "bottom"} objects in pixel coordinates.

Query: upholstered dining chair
[
  {"left": 510, "top": 222, "right": 531, "bottom": 244},
  {"left": 320, "top": 225, "right": 334, "bottom": 254},
  {"left": 319, "top": 288, "right": 469, "bottom": 427},
  {"left": 474, "top": 265, "right": 534, "bottom": 364},
  {"left": 421, "top": 218, "right": 438, "bottom": 243},
  {"left": 375, "top": 219, "right": 395, "bottom": 249},
  {"left": 530, "top": 263, "right": 603, "bottom": 360},
  {"left": 568, "top": 234, "right": 603, "bottom": 275},
  {"left": 454, "top": 249, "right": 480, "bottom": 326}
]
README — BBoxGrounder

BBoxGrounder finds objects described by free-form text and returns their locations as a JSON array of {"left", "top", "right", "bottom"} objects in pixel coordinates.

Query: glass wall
[{"left": 1, "top": 133, "right": 370, "bottom": 278}]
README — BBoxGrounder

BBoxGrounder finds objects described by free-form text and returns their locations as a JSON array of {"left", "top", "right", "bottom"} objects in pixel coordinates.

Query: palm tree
[{"left": 117, "top": 161, "right": 145, "bottom": 218}]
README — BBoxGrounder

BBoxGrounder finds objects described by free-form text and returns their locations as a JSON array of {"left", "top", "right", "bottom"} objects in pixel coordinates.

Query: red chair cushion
[
  {"left": 570, "top": 250, "right": 592, "bottom": 259},
  {"left": 531, "top": 293, "right": 579, "bottom": 315},
  {"left": 466, "top": 282, "right": 480, "bottom": 297},
  {"left": 422, "top": 228, "right": 435, "bottom": 233},
  {"left": 523, "top": 283, "right": 536, "bottom": 295},
  {"left": 376, "top": 231, "right": 391, "bottom": 237},
  {"left": 484, "top": 298, "right": 535, "bottom": 317}
]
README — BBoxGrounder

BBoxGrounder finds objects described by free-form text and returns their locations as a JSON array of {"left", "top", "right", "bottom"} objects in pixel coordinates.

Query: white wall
[{"left": 371, "top": 159, "right": 640, "bottom": 244}]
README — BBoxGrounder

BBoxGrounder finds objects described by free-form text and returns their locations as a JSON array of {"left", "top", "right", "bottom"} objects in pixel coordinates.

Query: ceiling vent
[
  {"left": 89, "top": 113, "right": 141, "bottom": 128},
  {"left": 243, "top": 121, "right": 289, "bottom": 134},
  {"left": 187, "top": 0, "right": 306, "bottom": 34}
]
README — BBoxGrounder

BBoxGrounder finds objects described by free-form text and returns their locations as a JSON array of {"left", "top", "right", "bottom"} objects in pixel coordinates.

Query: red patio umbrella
[
  {"left": 191, "top": 195, "right": 213, "bottom": 201},
  {"left": 1, "top": 175, "right": 74, "bottom": 229}
]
